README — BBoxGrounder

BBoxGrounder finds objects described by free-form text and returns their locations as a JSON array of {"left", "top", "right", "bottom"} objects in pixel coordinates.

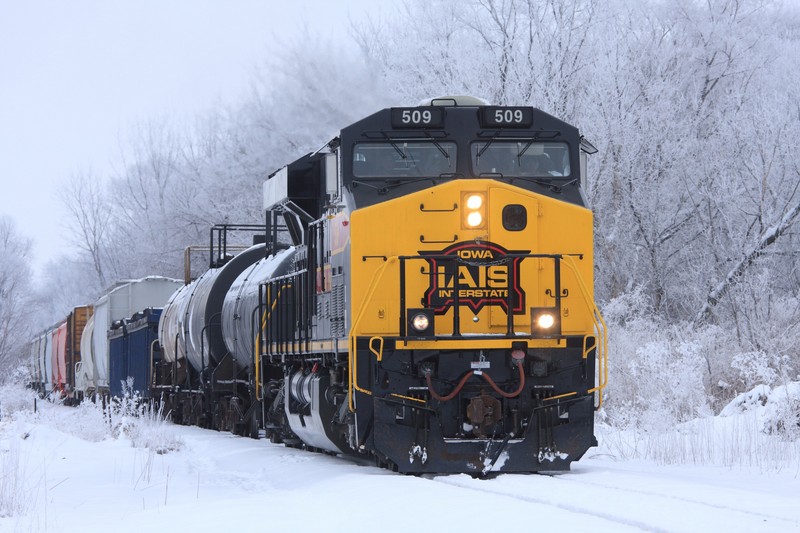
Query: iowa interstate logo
[{"left": 420, "top": 241, "right": 528, "bottom": 315}]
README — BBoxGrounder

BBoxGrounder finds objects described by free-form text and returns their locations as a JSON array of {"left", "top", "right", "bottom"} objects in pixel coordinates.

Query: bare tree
[
  {"left": 61, "top": 170, "right": 112, "bottom": 289},
  {"left": 0, "top": 217, "right": 35, "bottom": 378}
]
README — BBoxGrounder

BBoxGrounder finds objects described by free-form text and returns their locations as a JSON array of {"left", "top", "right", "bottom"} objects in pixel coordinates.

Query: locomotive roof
[{"left": 341, "top": 99, "right": 580, "bottom": 140}]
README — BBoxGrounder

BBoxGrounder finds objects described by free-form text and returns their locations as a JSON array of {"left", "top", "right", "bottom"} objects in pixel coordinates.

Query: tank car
[
  {"left": 154, "top": 226, "right": 273, "bottom": 434},
  {"left": 248, "top": 96, "right": 607, "bottom": 474}
]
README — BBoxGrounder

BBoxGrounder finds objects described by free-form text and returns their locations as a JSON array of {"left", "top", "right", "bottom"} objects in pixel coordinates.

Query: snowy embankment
[{"left": 1, "top": 384, "right": 799, "bottom": 533}]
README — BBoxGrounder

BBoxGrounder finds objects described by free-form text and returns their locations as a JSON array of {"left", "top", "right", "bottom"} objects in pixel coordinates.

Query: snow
[{"left": 1, "top": 386, "right": 799, "bottom": 532}]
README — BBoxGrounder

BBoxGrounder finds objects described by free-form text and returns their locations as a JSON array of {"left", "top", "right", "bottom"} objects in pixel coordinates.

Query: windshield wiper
[
  {"left": 476, "top": 131, "right": 501, "bottom": 158},
  {"left": 509, "top": 176, "right": 579, "bottom": 194},
  {"left": 424, "top": 131, "right": 450, "bottom": 159},
  {"left": 351, "top": 177, "right": 431, "bottom": 195},
  {"left": 352, "top": 174, "right": 458, "bottom": 195},
  {"left": 350, "top": 179, "right": 384, "bottom": 191},
  {"left": 381, "top": 131, "right": 406, "bottom": 159},
  {"left": 517, "top": 139, "right": 534, "bottom": 159},
  {"left": 377, "top": 177, "right": 435, "bottom": 194}
]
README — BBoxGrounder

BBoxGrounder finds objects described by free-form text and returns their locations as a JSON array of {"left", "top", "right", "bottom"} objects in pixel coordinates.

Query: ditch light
[
  {"left": 531, "top": 307, "right": 561, "bottom": 338},
  {"left": 407, "top": 308, "right": 435, "bottom": 337}
]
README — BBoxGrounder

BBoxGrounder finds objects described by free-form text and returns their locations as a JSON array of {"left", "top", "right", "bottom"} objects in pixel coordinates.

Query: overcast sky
[{"left": 0, "top": 0, "right": 380, "bottom": 278}]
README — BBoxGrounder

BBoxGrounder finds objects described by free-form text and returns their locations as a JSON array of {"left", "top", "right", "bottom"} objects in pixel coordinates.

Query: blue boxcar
[
  {"left": 107, "top": 308, "right": 162, "bottom": 398},
  {"left": 126, "top": 308, "right": 162, "bottom": 398},
  {"left": 108, "top": 321, "right": 128, "bottom": 397}
]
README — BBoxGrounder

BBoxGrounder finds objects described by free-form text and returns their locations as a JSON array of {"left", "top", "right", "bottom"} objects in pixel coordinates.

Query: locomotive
[{"left": 29, "top": 96, "right": 607, "bottom": 475}]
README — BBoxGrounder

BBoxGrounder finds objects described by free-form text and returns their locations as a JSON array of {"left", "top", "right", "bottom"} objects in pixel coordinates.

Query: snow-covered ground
[{"left": 1, "top": 386, "right": 799, "bottom": 533}]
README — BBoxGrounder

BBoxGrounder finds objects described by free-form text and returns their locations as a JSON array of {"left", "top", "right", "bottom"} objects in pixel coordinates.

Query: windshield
[
  {"left": 353, "top": 141, "right": 457, "bottom": 178},
  {"left": 471, "top": 141, "right": 571, "bottom": 177}
]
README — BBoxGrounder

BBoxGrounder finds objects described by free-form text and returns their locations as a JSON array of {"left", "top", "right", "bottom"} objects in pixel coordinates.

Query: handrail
[
  {"left": 255, "top": 285, "right": 268, "bottom": 401},
  {"left": 255, "top": 284, "right": 284, "bottom": 401},
  {"left": 397, "top": 252, "right": 582, "bottom": 340},
  {"left": 149, "top": 339, "right": 158, "bottom": 394},
  {"left": 346, "top": 253, "right": 607, "bottom": 412},
  {"left": 561, "top": 255, "right": 608, "bottom": 409},
  {"left": 348, "top": 257, "right": 396, "bottom": 411},
  {"left": 369, "top": 337, "right": 384, "bottom": 361}
]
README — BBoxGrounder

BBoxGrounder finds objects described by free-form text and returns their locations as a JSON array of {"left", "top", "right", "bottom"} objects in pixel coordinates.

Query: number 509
[
  {"left": 402, "top": 110, "right": 432, "bottom": 124},
  {"left": 495, "top": 109, "right": 523, "bottom": 123}
]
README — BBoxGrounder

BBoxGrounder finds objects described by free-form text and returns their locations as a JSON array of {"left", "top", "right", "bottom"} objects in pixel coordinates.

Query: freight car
[
  {"left": 76, "top": 277, "right": 182, "bottom": 398},
  {"left": 28, "top": 305, "right": 90, "bottom": 404},
  {"left": 31, "top": 96, "right": 607, "bottom": 475},
  {"left": 28, "top": 278, "right": 181, "bottom": 402},
  {"left": 154, "top": 227, "right": 270, "bottom": 434}
]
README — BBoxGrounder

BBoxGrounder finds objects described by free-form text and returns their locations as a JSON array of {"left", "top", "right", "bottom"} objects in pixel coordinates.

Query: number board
[
  {"left": 390, "top": 107, "right": 445, "bottom": 128},
  {"left": 480, "top": 106, "right": 533, "bottom": 128}
]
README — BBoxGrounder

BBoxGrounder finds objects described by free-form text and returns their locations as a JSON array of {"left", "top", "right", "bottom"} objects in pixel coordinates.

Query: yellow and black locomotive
[{"left": 256, "top": 96, "right": 607, "bottom": 474}]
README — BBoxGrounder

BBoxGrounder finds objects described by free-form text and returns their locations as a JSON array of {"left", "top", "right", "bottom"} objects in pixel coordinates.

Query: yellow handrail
[
  {"left": 255, "top": 285, "right": 283, "bottom": 401},
  {"left": 561, "top": 255, "right": 608, "bottom": 409},
  {"left": 369, "top": 336, "right": 384, "bottom": 361},
  {"left": 348, "top": 257, "right": 396, "bottom": 411}
]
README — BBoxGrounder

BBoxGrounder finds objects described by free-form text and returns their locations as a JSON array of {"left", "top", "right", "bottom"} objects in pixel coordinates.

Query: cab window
[
  {"left": 353, "top": 142, "right": 457, "bottom": 178},
  {"left": 471, "top": 141, "right": 571, "bottom": 177}
]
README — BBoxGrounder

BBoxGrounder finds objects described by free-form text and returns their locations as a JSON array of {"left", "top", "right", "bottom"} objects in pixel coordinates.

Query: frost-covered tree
[
  {"left": 62, "top": 35, "right": 390, "bottom": 285},
  {"left": 104, "top": 119, "right": 190, "bottom": 279},
  {"left": 243, "top": 34, "right": 390, "bottom": 155},
  {"left": 47, "top": 0, "right": 800, "bottom": 421},
  {"left": 60, "top": 170, "right": 113, "bottom": 290},
  {"left": 357, "top": 0, "right": 800, "bottom": 406},
  {"left": 356, "top": 0, "right": 599, "bottom": 115},
  {"left": 0, "top": 217, "right": 35, "bottom": 379}
]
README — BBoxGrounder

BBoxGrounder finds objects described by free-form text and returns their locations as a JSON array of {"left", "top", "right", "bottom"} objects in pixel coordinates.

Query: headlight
[
  {"left": 462, "top": 192, "right": 486, "bottom": 229},
  {"left": 466, "top": 211, "right": 483, "bottom": 227},
  {"left": 466, "top": 194, "right": 483, "bottom": 209},
  {"left": 411, "top": 313, "right": 430, "bottom": 331}
]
